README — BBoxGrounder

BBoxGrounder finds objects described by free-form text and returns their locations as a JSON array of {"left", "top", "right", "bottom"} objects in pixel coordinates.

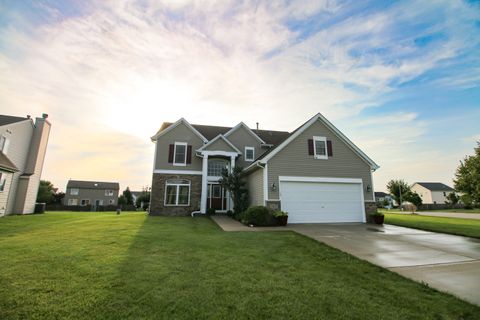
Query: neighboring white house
[
  {"left": 374, "top": 191, "right": 394, "bottom": 208},
  {"left": 0, "top": 114, "right": 51, "bottom": 215},
  {"left": 411, "top": 182, "right": 455, "bottom": 204}
]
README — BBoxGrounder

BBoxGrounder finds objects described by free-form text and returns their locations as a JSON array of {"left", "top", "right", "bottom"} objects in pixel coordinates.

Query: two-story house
[
  {"left": 411, "top": 182, "right": 455, "bottom": 204},
  {"left": 150, "top": 113, "right": 379, "bottom": 223},
  {"left": 0, "top": 114, "right": 51, "bottom": 216},
  {"left": 63, "top": 180, "right": 120, "bottom": 208}
]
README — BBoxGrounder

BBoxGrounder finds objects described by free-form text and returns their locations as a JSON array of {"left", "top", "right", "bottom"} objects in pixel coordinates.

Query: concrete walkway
[
  {"left": 210, "top": 216, "right": 480, "bottom": 306},
  {"left": 210, "top": 215, "right": 289, "bottom": 232}
]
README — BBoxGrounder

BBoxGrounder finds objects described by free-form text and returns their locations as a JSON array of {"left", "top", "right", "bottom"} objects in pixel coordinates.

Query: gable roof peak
[
  {"left": 224, "top": 121, "right": 266, "bottom": 144},
  {"left": 197, "top": 134, "right": 241, "bottom": 153}
]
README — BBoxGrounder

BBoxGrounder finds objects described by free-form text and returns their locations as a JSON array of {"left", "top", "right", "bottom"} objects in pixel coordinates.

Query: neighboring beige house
[
  {"left": 0, "top": 114, "right": 51, "bottom": 216},
  {"left": 150, "top": 113, "right": 379, "bottom": 223},
  {"left": 411, "top": 182, "right": 455, "bottom": 204},
  {"left": 63, "top": 180, "right": 120, "bottom": 208}
]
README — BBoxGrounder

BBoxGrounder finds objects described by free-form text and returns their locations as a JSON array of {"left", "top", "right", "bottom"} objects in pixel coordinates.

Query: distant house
[
  {"left": 411, "top": 182, "right": 455, "bottom": 204},
  {"left": 0, "top": 114, "right": 51, "bottom": 216},
  {"left": 375, "top": 191, "right": 394, "bottom": 207},
  {"left": 63, "top": 180, "right": 120, "bottom": 208}
]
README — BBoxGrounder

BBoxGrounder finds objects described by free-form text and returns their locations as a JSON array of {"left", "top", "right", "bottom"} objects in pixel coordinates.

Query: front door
[{"left": 208, "top": 184, "right": 227, "bottom": 211}]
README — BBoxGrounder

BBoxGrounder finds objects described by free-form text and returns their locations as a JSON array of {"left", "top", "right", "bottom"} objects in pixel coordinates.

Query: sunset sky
[{"left": 1, "top": 0, "right": 479, "bottom": 193}]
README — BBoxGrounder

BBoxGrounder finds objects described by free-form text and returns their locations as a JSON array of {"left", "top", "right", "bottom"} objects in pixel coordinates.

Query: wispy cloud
[{"left": 0, "top": 0, "right": 478, "bottom": 191}]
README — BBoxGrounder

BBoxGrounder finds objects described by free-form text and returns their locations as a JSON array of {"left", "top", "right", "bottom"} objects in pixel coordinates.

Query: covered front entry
[
  {"left": 279, "top": 177, "right": 365, "bottom": 223},
  {"left": 207, "top": 183, "right": 227, "bottom": 211}
]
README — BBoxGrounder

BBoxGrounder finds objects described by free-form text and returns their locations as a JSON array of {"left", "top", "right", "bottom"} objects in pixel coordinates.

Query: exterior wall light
[
  {"left": 366, "top": 185, "right": 371, "bottom": 192},
  {"left": 271, "top": 183, "right": 277, "bottom": 191}
]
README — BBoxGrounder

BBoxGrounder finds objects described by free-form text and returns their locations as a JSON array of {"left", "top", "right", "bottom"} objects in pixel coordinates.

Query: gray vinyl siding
[
  {"left": 0, "top": 120, "right": 34, "bottom": 214},
  {"left": 225, "top": 126, "right": 262, "bottom": 169},
  {"left": 155, "top": 122, "right": 204, "bottom": 171},
  {"left": 64, "top": 188, "right": 119, "bottom": 206},
  {"left": 267, "top": 119, "right": 373, "bottom": 200},
  {"left": 0, "top": 170, "right": 13, "bottom": 215},
  {"left": 246, "top": 168, "right": 263, "bottom": 206},
  {"left": 203, "top": 138, "right": 237, "bottom": 152}
]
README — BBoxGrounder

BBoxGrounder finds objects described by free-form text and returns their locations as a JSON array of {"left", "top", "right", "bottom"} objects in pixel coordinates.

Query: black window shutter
[
  {"left": 308, "top": 139, "right": 314, "bottom": 155},
  {"left": 168, "top": 144, "right": 174, "bottom": 163},
  {"left": 327, "top": 140, "right": 333, "bottom": 157},
  {"left": 186, "top": 145, "right": 192, "bottom": 164}
]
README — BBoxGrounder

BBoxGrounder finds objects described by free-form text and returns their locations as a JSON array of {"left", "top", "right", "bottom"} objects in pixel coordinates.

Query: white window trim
[
  {"left": 313, "top": 136, "right": 328, "bottom": 160},
  {"left": 245, "top": 147, "right": 255, "bottom": 162},
  {"left": 173, "top": 142, "right": 188, "bottom": 166},
  {"left": 0, "top": 172, "right": 5, "bottom": 192},
  {"left": 105, "top": 189, "right": 114, "bottom": 196},
  {"left": 80, "top": 199, "right": 90, "bottom": 206},
  {"left": 70, "top": 188, "right": 79, "bottom": 195},
  {"left": 0, "top": 136, "right": 9, "bottom": 154},
  {"left": 164, "top": 180, "right": 191, "bottom": 206}
]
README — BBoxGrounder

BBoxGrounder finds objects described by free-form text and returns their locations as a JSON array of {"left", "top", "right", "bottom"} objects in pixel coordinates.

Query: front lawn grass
[
  {"left": 385, "top": 213, "right": 480, "bottom": 238},
  {"left": 0, "top": 212, "right": 478, "bottom": 319}
]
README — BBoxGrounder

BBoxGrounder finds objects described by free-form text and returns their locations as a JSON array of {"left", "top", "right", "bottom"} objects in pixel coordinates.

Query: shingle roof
[
  {"left": 415, "top": 182, "right": 454, "bottom": 192},
  {"left": 0, "top": 115, "right": 29, "bottom": 126},
  {"left": 158, "top": 122, "right": 290, "bottom": 146},
  {"left": 0, "top": 151, "right": 18, "bottom": 172},
  {"left": 67, "top": 180, "right": 119, "bottom": 190}
]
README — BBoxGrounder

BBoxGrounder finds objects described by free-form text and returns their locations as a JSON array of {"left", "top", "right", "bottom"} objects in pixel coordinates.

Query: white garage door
[{"left": 280, "top": 180, "right": 364, "bottom": 223}]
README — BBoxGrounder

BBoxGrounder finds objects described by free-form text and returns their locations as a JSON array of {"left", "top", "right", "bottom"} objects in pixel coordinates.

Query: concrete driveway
[{"left": 289, "top": 223, "right": 480, "bottom": 306}]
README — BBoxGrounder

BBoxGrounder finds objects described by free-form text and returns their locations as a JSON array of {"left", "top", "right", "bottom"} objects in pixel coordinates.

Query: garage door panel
[{"left": 280, "top": 180, "right": 364, "bottom": 224}]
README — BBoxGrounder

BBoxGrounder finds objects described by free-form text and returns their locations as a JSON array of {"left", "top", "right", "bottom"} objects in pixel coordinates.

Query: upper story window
[
  {"left": 0, "top": 135, "right": 9, "bottom": 154},
  {"left": 245, "top": 147, "right": 255, "bottom": 162},
  {"left": 105, "top": 190, "right": 114, "bottom": 196},
  {"left": 313, "top": 136, "right": 328, "bottom": 159},
  {"left": 70, "top": 188, "right": 79, "bottom": 195},
  {"left": 208, "top": 159, "right": 229, "bottom": 176},
  {"left": 174, "top": 142, "right": 187, "bottom": 166}
]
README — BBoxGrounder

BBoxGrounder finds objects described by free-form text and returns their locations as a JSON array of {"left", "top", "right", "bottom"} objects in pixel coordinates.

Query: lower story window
[
  {"left": 165, "top": 179, "right": 190, "bottom": 206},
  {"left": 81, "top": 199, "right": 90, "bottom": 206},
  {"left": 68, "top": 199, "right": 79, "bottom": 206}
]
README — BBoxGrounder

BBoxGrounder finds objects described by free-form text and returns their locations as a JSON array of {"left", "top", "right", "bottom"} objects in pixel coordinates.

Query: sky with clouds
[{"left": 0, "top": 0, "right": 479, "bottom": 192}]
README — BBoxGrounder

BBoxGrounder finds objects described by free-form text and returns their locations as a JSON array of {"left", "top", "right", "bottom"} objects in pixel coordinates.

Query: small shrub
[
  {"left": 369, "top": 210, "right": 384, "bottom": 217},
  {"left": 226, "top": 210, "right": 233, "bottom": 216},
  {"left": 241, "top": 206, "right": 276, "bottom": 226},
  {"left": 206, "top": 208, "right": 216, "bottom": 216},
  {"left": 272, "top": 210, "right": 288, "bottom": 218}
]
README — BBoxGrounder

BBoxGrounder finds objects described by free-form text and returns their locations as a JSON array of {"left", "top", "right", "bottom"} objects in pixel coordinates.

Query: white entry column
[{"left": 200, "top": 154, "right": 209, "bottom": 213}]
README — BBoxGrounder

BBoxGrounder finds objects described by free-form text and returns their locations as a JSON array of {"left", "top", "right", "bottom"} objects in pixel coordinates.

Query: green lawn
[
  {"left": 418, "top": 209, "right": 480, "bottom": 214},
  {"left": 385, "top": 213, "right": 480, "bottom": 238},
  {"left": 0, "top": 212, "right": 478, "bottom": 319},
  {"left": 379, "top": 208, "right": 480, "bottom": 214}
]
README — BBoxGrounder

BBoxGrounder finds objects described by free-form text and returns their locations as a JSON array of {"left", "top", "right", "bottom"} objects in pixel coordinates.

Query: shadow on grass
[{"left": 80, "top": 215, "right": 480, "bottom": 320}]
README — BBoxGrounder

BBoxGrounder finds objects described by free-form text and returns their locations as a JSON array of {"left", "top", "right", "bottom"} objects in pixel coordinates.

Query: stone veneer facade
[
  {"left": 364, "top": 201, "right": 377, "bottom": 222},
  {"left": 150, "top": 174, "right": 202, "bottom": 216}
]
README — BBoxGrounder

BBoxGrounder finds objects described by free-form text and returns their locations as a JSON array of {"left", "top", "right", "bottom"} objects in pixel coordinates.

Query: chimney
[
  {"left": 42, "top": 113, "right": 49, "bottom": 119},
  {"left": 27, "top": 115, "right": 31, "bottom": 119},
  {"left": 256, "top": 122, "right": 259, "bottom": 130}
]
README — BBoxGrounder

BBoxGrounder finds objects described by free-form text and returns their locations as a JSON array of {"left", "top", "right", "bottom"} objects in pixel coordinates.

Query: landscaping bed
[{"left": 0, "top": 211, "right": 478, "bottom": 319}]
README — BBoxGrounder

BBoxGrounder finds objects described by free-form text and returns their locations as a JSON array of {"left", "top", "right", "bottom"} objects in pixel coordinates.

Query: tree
[
  {"left": 454, "top": 142, "right": 480, "bottom": 205},
  {"left": 118, "top": 195, "right": 127, "bottom": 205},
  {"left": 219, "top": 166, "right": 249, "bottom": 215},
  {"left": 135, "top": 191, "right": 150, "bottom": 210},
  {"left": 386, "top": 179, "right": 411, "bottom": 206},
  {"left": 122, "top": 187, "right": 134, "bottom": 205},
  {"left": 445, "top": 192, "right": 459, "bottom": 205},
  {"left": 404, "top": 191, "right": 422, "bottom": 208},
  {"left": 36, "top": 180, "right": 55, "bottom": 203}
]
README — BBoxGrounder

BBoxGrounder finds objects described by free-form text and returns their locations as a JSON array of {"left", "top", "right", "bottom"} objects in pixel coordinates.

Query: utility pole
[{"left": 399, "top": 185, "right": 403, "bottom": 211}]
